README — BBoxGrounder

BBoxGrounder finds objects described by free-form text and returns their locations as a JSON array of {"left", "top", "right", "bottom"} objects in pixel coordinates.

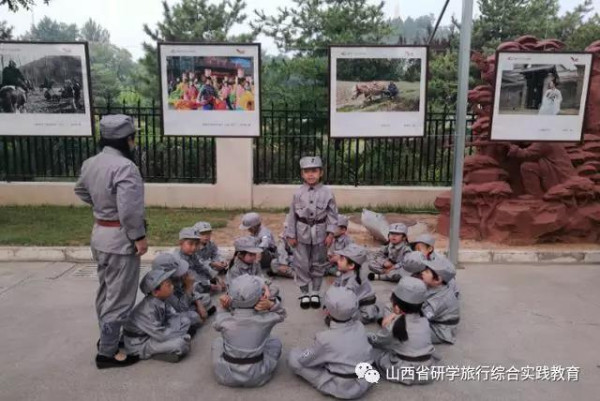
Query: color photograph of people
[
  {"left": 166, "top": 56, "right": 255, "bottom": 111},
  {"left": 498, "top": 63, "right": 586, "bottom": 116}
]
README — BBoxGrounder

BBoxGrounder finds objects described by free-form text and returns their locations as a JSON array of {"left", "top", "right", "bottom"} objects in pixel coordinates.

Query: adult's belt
[
  {"left": 326, "top": 368, "right": 358, "bottom": 379},
  {"left": 295, "top": 214, "right": 327, "bottom": 226},
  {"left": 96, "top": 219, "right": 121, "bottom": 227},
  {"left": 396, "top": 353, "right": 432, "bottom": 362},
  {"left": 430, "top": 317, "right": 460, "bottom": 325},
  {"left": 122, "top": 329, "right": 146, "bottom": 338},
  {"left": 222, "top": 352, "right": 264, "bottom": 364},
  {"left": 358, "top": 296, "right": 377, "bottom": 307}
]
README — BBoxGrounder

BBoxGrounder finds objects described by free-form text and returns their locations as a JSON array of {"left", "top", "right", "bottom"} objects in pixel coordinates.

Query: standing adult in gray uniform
[
  {"left": 285, "top": 156, "right": 338, "bottom": 309},
  {"left": 74, "top": 114, "right": 147, "bottom": 369}
]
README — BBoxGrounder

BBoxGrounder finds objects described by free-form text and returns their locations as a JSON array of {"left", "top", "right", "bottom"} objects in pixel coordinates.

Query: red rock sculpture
[{"left": 436, "top": 37, "right": 600, "bottom": 244}]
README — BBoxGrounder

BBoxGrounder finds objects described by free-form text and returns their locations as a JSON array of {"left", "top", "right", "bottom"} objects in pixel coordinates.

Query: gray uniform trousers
[
  {"left": 423, "top": 285, "right": 460, "bottom": 344},
  {"left": 368, "top": 242, "right": 412, "bottom": 282},
  {"left": 288, "top": 320, "right": 374, "bottom": 400},
  {"left": 292, "top": 241, "right": 328, "bottom": 291},
  {"left": 212, "top": 302, "right": 286, "bottom": 387},
  {"left": 368, "top": 314, "right": 435, "bottom": 385}
]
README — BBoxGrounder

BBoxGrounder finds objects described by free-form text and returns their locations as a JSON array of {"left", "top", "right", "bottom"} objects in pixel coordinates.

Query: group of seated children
[{"left": 117, "top": 155, "right": 459, "bottom": 399}]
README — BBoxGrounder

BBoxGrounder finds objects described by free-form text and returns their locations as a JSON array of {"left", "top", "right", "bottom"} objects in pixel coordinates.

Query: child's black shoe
[{"left": 95, "top": 354, "right": 139, "bottom": 369}]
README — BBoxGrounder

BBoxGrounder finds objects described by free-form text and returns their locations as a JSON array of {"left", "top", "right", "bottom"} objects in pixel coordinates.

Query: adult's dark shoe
[
  {"left": 95, "top": 354, "right": 139, "bottom": 369},
  {"left": 310, "top": 294, "right": 321, "bottom": 309},
  {"left": 299, "top": 295, "right": 311, "bottom": 310}
]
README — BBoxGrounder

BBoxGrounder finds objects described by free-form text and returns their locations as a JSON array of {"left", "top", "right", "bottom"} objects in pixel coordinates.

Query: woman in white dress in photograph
[{"left": 538, "top": 74, "right": 562, "bottom": 115}]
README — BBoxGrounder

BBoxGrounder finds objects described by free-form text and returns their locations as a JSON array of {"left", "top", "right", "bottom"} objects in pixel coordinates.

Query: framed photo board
[
  {"left": 0, "top": 41, "right": 93, "bottom": 136},
  {"left": 490, "top": 51, "right": 593, "bottom": 142},
  {"left": 329, "top": 45, "right": 428, "bottom": 138},
  {"left": 158, "top": 42, "right": 261, "bottom": 137}
]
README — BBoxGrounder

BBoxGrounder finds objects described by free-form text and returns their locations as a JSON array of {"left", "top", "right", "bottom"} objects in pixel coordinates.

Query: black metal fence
[
  {"left": 255, "top": 105, "right": 475, "bottom": 186},
  {"left": 0, "top": 102, "right": 473, "bottom": 186}
]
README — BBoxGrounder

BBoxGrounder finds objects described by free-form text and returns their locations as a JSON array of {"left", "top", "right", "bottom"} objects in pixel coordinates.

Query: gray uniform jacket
[
  {"left": 165, "top": 283, "right": 202, "bottom": 326},
  {"left": 428, "top": 251, "right": 460, "bottom": 298},
  {"left": 252, "top": 226, "right": 277, "bottom": 251},
  {"left": 274, "top": 237, "right": 293, "bottom": 267},
  {"left": 226, "top": 258, "right": 279, "bottom": 298},
  {"left": 196, "top": 241, "right": 225, "bottom": 264},
  {"left": 211, "top": 301, "right": 287, "bottom": 387},
  {"left": 423, "top": 285, "right": 460, "bottom": 344},
  {"left": 370, "top": 242, "right": 411, "bottom": 271},
  {"left": 333, "top": 272, "right": 380, "bottom": 324},
  {"left": 288, "top": 320, "right": 374, "bottom": 399},
  {"left": 179, "top": 250, "right": 218, "bottom": 291},
  {"left": 74, "top": 147, "right": 146, "bottom": 255},
  {"left": 285, "top": 183, "right": 338, "bottom": 245},
  {"left": 124, "top": 295, "right": 191, "bottom": 359},
  {"left": 328, "top": 234, "right": 353, "bottom": 258},
  {"left": 368, "top": 314, "right": 435, "bottom": 385}
]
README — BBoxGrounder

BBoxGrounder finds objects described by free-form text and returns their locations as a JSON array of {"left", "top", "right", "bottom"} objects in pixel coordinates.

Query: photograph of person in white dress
[{"left": 538, "top": 73, "right": 562, "bottom": 115}]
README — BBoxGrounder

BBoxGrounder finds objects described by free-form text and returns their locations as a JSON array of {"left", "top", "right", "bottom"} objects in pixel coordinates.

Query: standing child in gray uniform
[
  {"left": 193, "top": 221, "right": 228, "bottom": 274},
  {"left": 239, "top": 212, "right": 277, "bottom": 271},
  {"left": 327, "top": 215, "right": 354, "bottom": 276},
  {"left": 407, "top": 254, "right": 460, "bottom": 344},
  {"left": 368, "top": 223, "right": 411, "bottom": 282},
  {"left": 269, "top": 223, "right": 295, "bottom": 278},
  {"left": 368, "top": 277, "right": 435, "bottom": 385},
  {"left": 74, "top": 114, "right": 147, "bottom": 369},
  {"left": 212, "top": 275, "right": 286, "bottom": 387},
  {"left": 286, "top": 156, "right": 338, "bottom": 309},
  {"left": 411, "top": 233, "right": 460, "bottom": 298},
  {"left": 123, "top": 268, "right": 192, "bottom": 363},
  {"left": 332, "top": 244, "right": 381, "bottom": 325},
  {"left": 288, "top": 286, "right": 374, "bottom": 399}
]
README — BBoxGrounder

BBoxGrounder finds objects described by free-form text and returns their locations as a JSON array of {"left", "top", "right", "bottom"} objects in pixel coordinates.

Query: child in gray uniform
[
  {"left": 332, "top": 244, "right": 381, "bottom": 324},
  {"left": 406, "top": 253, "right": 460, "bottom": 344},
  {"left": 368, "top": 223, "right": 411, "bottom": 282},
  {"left": 239, "top": 212, "right": 277, "bottom": 271},
  {"left": 212, "top": 275, "right": 286, "bottom": 387},
  {"left": 327, "top": 215, "right": 354, "bottom": 276},
  {"left": 285, "top": 156, "right": 338, "bottom": 309},
  {"left": 368, "top": 277, "right": 435, "bottom": 385},
  {"left": 193, "top": 221, "right": 228, "bottom": 274},
  {"left": 269, "top": 223, "right": 295, "bottom": 278},
  {"left": 289, "top": 286, "right": 374, "bottom": 399},
  {"left": 123, "top": 268, "right": 192, "bottom": 363},
  {"left": 411, "top": 233, "right": 460, "bottom": 298}
]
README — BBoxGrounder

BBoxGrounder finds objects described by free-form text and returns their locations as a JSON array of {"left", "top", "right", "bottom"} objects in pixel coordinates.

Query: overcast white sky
[{"left": 2, "top": 0, "right": 597, "bottom": 60}]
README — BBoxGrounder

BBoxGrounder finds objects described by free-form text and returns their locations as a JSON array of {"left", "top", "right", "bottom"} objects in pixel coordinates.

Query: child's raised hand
[
  {"left": 254, "top": 299, "right": 274, "bottom": 311},
  {"left": 196, "top": 301, "right": 208, "bottom": 321},
  {"left": 219, "top": 294, "right": 232, "bottom": 309},
  {"left": 383, "top": 260, "right": 394, "bottom": 269},
  {"left": 381, "top": 313, "right": 397, "bottom": 328},
  {"left": 287, "top": 237, "right": 298, "bottom": 248},
  {"left": 183, "top": 274, "right": 196, "bottom": 293},
  {"left": 324, "top": 233, "right": 334, "bottom": 248}
]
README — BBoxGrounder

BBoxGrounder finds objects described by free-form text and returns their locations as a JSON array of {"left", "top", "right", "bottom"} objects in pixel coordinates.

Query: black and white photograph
[
  {"left": 330, "top": 46, "right": 428, "bottom": 138},
  {"left": 0, "top": 41, "right": 93, "bottom": 136},
  {"left": 159, "top": 43, "right": 261, "bottom": 137},
  {"left": 491, "top": 51, "right": 593, "bottom": 142}
]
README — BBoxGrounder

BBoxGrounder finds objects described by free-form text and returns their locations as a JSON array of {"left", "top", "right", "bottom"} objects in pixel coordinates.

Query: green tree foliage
[
  {"left": 22, "top": 16, "right": 79, "bottom": 41},
  {"left": 80, "top": 18, "right": 110, "bottom": 44},
  {"left": 0, "top": 20, "right": 13, "bottom": 40},
  {"left": 1, "top": 0, "right": 50, "bottom": 12},
  {"left": 138, "top": 0, "right": 254, "bottom": 100}
]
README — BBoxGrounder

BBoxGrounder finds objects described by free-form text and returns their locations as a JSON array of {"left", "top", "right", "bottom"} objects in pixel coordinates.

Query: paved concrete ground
[{"left": 0, "top": 262, "right": 598, "bottom": 401}]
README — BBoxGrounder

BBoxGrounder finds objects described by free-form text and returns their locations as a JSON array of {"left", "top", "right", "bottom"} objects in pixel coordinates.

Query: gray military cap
[
  {"left": 193, "top": 221, "right": 212, "bottom": 233},
  {"left": 335, "top": 243, "right": 368, "bottom": 266},
  {"left": 239, "top": 212, "right": 262, "bottom": 230},
  {"left": 389, "top": 223, "right": 408, "bottom": 235},
  {"left": 337, "top": 215, "right": 349, "bottom": 228},
  {"left": 324, "top": 286, "right": 358, "bottom": 322},
  {"left": 398, "top": 251, "right": 427, "bottom": 278},
  {"left": 423, "top": 255, "right": 456, "bottom": 284},
  {"left": 299, "top": 156, "right": 323, "bottom": 169},
  {"left": 179, "top": 227, "right": 200, "bottom": 240},
  {"left": 393, "top": 276, "right": 427, "bottom": 304},
  {"left": 229, "top": 274, "right": 264, "bottom": 309},
  {"left": 152, "top": 252, "right": 189, "bottom": 277},
  {"left": 234, "top": 236, "right": 263, "bottom": 253},
  {"left": 100, "top": 114, "right": 136, "bottom": 139},
  {"left": 140, "top": 268, "right": 175, "bottom": 295},
  {"left": 411, "top": 233, "right": 436, "bottom": 248}
]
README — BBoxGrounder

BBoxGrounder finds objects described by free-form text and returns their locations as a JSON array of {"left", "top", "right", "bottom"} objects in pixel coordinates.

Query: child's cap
[
  {"left": 423, "top": 255, "right": 456, "bottom": 283},
  {"left": 393, "top": 276, "right": 427, "bottom": 304},
  {"left": 239, "top": 212, "right": 261, "bottom": 230},
  {"left": 229, "top": 274, "right": 264, "bottom": 308},
  {"left": 179, "top": 227, "right": 200, "bottom": 240},
  {"left": 335, "top": 243, "right": 367, "bottom": 266},
  {"left": 398, "top": 251, "right": 427, "bottom": 278},
  {"left": 324, "top": 286, "right": 358, "bottom": 322},
  {"left": 337, "top": 215, "right": 349, "bottom": 228},
  {"left": 299, "top": 156, "right": 322, "bottom": 169},
  {"left": 193, "top": 221, "right": 212, "bottom": 233},
  {"left": 152, "top": 252, "right": 189, "bottom": 277},
  {"left": 234, "top": 236, "right": 263, "bottom": 253},
  {"left": 140, "top": 268, "right": 175, "bottom": 295},
  {"left": 389, "top": 223, "right": 408, "bottom": 235},
  {"left": 411, "top": 233, "right": 435, "bottom": 247}
]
